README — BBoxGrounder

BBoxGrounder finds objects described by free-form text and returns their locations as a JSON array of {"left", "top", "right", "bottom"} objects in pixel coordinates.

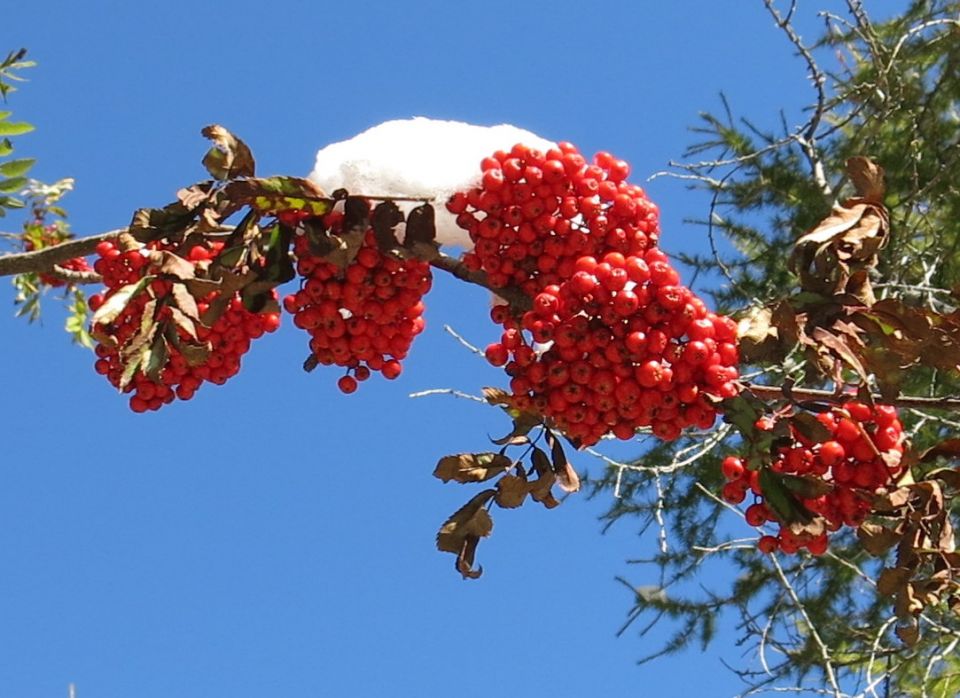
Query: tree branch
[
  {"left": 0, "top": 228, "right": 132, "bottom": 277},
  {"left": 747, "top": 383, "right": 960, "bottom": 412},
  {"left": 0, "top": 228, "right": 534, "bottom": 313}
]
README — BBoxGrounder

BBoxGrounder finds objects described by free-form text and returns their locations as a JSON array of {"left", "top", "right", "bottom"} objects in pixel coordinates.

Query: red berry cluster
[
  {"left": 285, "top": 210, "right": 432, "bottom": 393},
  {"left": 89, "top": 239, "right": 280, "bottom": 412},
  {"left": 24, "top": 228, "right": 93, "bottom": 287},
  {"left": 450, "top": 143, "right": 740, "bottom": 446},
  {"left": 721, "top": 402, "right": 906, "bottom": 555},
  {"left": 450, "top": 142, "right": 656, "bottom": 293}
]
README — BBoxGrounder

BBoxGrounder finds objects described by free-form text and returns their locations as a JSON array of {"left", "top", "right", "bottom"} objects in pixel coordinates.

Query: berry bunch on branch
[{"left": 7, "top": 121, "right": 960, "bottom": 633}]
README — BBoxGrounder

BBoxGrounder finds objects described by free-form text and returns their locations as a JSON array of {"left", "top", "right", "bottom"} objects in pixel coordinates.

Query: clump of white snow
[{"left": 308, "top": 117, "right": 556, "bottom": 249}]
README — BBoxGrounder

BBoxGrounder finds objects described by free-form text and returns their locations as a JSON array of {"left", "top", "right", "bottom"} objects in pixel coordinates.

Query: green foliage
[
  {"left": 597, "top": 2, "right": 960, "bottom": 695},
  {"left": 0, "top": 49, "right": 35, "bottom": 216}
]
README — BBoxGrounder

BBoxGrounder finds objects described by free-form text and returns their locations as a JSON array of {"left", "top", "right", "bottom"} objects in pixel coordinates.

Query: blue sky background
[{"left": 1, "top": 2, "right": 907, "bottom": 697}]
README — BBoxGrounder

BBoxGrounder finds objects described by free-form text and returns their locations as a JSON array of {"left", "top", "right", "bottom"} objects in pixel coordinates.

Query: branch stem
[{"left": 746, "top": 383, "right": 960, "bottom": 411}]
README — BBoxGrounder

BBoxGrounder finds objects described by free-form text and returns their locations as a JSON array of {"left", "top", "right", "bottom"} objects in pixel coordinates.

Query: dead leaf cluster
[{"left": 433, "top": 392, "right": 580, "bottom": 578}]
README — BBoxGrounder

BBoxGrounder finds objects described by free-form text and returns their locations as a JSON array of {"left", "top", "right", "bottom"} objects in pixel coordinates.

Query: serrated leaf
[
  {"left": 494, "top": 474, "right": 528, "bottom": 509},
  {"left": 118, "top": 353, "right": 143, "bottom": 391},
  {"left": 171, "top": 282, "right": 200, "bottom": 320},
  {"left": 144, "top": 333, "right": 169, "bottom": 383},
  {"left": 168, "top": 305, "right": 198, "bottom": 339},
  {"left": 91, "top": 276, "right": 153, "bottom": 326},
  {"left": 0, "top": 157, "right": 34, "bottom": 178},
  {"left": 433, "top": 453, "right": 512, "bottom": 483}
]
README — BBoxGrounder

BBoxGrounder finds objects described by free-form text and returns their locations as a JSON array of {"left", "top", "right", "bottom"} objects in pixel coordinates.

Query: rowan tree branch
[
  {"left": 747, "top": 383, "right": 960, "bottom": 411},
  {"left": 0, "top": 227, "right": 534, "bottom": 312},
  {"left": 0, "top": 228, "right": 133, "bottom": 277}
]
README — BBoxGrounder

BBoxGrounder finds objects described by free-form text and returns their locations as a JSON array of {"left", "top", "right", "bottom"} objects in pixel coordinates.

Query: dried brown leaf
[
  {"left": 171, "top": 282, "right": 200, "bottom": 320},
  {"left": 433, "top": 453, "right": 512, "bottom": 484},
  {"left": 895, "top": 620, "right": 920, "bottom": 647},
  {"left": 150, "top": 250, "right": 196, "bottom": 280},
  {"left": 436, "top": 490, "right": 496, "bottom": 580},
  {"left": 858, "top": 522, "right": 901, "bottom": 556},
  {"left": 435, "top": 490, "right": 496, "bottom": 554},
  {"left": 847, "top": 156, "right": 886, "bottom": 202},
  {"left": 494, "top": 474, "right": 529, "bottom": 509},
  {"left": 556, "top": 462, "right": 581, "bottom": 494},
  {"left": 877, "top": 566, "right": 913, "bottom": 596}
]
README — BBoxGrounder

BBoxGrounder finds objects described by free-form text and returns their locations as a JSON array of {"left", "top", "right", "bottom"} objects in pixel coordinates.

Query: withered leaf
[
  {"left": 875, "top": 487, "right": 913, "bottom": 512},
  {"left": 150, "top": 250, "right": 196, "bottom": 280},
  {"left": 176, "top": 184, "right": 211, "bottom": 211},
  {"left": 433, "top": 453, "right": 512, "bottom": 484},
  {"left": 171, "top": 282, "right": 200, "bottom": 320},
  {"left": 919, "top": 439, "right": 960, "bottom": 464},
  {"left": 182, "top": 277, "right": 221, "bottom": 297},
  {"left": 491, "top": 410, "right": 542, "bottom": 446},
  {"left": 494, "top": 474, "right": 528, "bottom": 509},
  {"left": 858, "top": 522, "right": 901, "bottom": 556},
  {"left": 811, "top": 327, "right": 869, "bottom": 382},
  {"left": 786, "top": 516, "right": 827, "bottom": 540},
  {"left": 201, "top": 124, "right": 255, "bottom": 180},
  {"left": 175, "top": 338, "right": 211, "bottom": 367},
  {"left": 371, "top": 200, "right": 404, "bottom": 251},
  {"left": 121, "top": 307, "right": 158, "bottom": 362},
  {"left": 168, "top": 305, "right": 198, "bottom": 340},
  {"left": 737, "top": 305, "right": 780, "bottom": 363},
  {"left": 457, "top": 537, "right": 484, "bottom": 580},
  {"left": 556, "top": 462, "right": 581, "bottom": 494},
  {"left": 529, "top": 447, "right": 560, "bottom": 509},
  {"left": 91, "top": 276, "right": 154, "bottom": 327},
  {"left": 895, "top": 620, "right": 920, "bottom": 647},
  {"left": 403, "top": 203, "right": 437, "bottom": 249},
  {"left": 436, "top": 489, "right": 496, "bottom": 580},
  {"left": 144, "top": 333, "right": 169, "bottom": 383},
  {"left": 118, "top": 353, "right": 142, "bottom": 392},
  {"left": 482, "top": 387, "right": 512, "bottom": 407},
  {"left": 877, "top": 566, "right": 912, "bottom": 596},
  {"left": 846, "top": 156, "right": 885, "bottom": 202},
  {"left": 436, "top": 490, "right": 495, "bottom": 554}
]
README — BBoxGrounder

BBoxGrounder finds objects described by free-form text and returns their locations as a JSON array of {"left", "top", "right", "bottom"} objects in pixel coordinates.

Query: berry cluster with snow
[{"left": 309, "top": 118, "right": 555, "bottom": 249}]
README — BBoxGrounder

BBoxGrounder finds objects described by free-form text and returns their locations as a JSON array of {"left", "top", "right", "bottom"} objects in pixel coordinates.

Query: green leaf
[
  {"left": 0, "top": 138, "right": 13, "bottom": 157},
  {"left": 758, "top": 468, "right": 814, "bottom": 525},
  {"left": 0, "top": 157, "right": 34, "bottom": 178},
  {"left": 0, "top": 176, "right": 27, "bottom": 192},
  {"left": 0, "top": 121, "right": 34, "bottom": 137}
]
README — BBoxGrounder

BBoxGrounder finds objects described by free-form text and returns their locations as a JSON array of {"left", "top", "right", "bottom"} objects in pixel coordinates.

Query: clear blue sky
[{"left": 1, "top": 2, "right": 906, "bottom": 697}]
